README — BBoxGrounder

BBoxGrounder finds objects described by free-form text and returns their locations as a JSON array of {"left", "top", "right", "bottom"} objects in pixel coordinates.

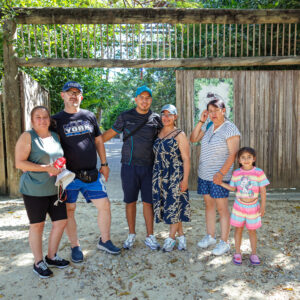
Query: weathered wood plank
[
  {"left": 16, "top": 56, "right": 300, "bottom": 68},
  {"left": 0, "top": 94, "right": 7, "bottom": 195},
  {"left": 3, "top": 20, "right": 22, "bottom": 197},
  {"left": 295, "top": 71, "right": 300, "bottom": 185},
  {"left": 11, "top": 8, "right": 300, "bottom": 25}
]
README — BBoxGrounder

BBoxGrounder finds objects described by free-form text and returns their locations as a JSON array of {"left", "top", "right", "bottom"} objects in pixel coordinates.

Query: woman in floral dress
[{"left": 152, "top": 104, "right": 191, "bottom": 252}]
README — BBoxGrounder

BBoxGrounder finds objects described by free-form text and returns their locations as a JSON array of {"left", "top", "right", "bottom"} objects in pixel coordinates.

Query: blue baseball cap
[
  {"left": 161, "top": 104, "right": 177, "bottom": 115},
  {"left": 62, "top": 81, "right": 83, "bottom": 93},
  {"left": 135, "top": 85, "right": 152, "bottom": 97}
]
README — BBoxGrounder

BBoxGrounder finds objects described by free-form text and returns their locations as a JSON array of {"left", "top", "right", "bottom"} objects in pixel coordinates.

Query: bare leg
[
  {"left": 215, "top": 197, "right": 230, "bottom": 242},
  {"left": 29, "top": 222, "right": 45, "bottom": 265},
  {"left": 177, "top": 222, "right": 184, "bottom": 236},
  {"left": 143, "top": 202, "right": 154, "bottom": 236},
  {"left": 126, "top": 202, "right": 136, "bottom": 234},
  {"left": 248, "top": 229, "right": 257, "bottom": 254},
  {"left": 48, "top": 219, "right": 67, "bottom": 258},
  {"left": 203, "top": 194, "right": 216, "bottom": 237},
  {"left": 169, "top": 223, "right": 179, "bottom": 239},
  {"left": 65, "top": 203, "right": 79, "bottom": 248},
  {"left": 234, "top": 227, "right": 244, "bottom": 254},
  {"left": 92, "top": 197, "right": 111, "bottom": 243}
]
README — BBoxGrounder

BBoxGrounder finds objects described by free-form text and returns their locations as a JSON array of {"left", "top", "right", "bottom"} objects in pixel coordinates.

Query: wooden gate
[{"left": 176, "top": 70, "right": 300, "bottom": 189}]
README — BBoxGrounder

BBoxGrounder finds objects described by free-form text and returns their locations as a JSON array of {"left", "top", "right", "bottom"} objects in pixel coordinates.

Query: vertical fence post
[{"left": 2, "top": 20, "right": 22, "bottom": 196}]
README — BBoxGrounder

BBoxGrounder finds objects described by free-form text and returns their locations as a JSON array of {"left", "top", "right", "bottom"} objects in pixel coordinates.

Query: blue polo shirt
[{"left": 112, "top": 108, "right": 162, "bottom": 166}]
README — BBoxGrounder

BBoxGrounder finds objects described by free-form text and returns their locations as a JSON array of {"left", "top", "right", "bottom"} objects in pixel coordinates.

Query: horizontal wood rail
[
  {"left": 11, "top": 8, "right": 300, "bottom": 25},
  {"left": 16, "top": 56, "right": 300, "bottom": 68}
]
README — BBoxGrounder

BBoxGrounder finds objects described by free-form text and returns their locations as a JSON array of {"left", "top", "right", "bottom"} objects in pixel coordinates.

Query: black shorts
[
  {"left": 121, "top": 164, "right": 153, "bottom": 204},
  {"left": 23, "top": 194, "right": 67, "bottom": 224}
]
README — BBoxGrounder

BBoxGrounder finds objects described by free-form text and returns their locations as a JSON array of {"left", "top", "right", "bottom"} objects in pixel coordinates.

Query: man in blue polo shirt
[{"left": 103, "top": 85, "right": 162, "bottom": 250}]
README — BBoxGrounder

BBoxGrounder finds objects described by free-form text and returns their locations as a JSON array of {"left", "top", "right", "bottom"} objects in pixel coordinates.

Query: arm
[
  {"left": 102, "top": 128, "right": 118, "bottom": 143},
  {"left": 213, "top": 135, "right": 240, "bottom": 185},
  {"left": 15, "top": 132, "right": 61, "bottom": 175},
  {"left": 176, "top": 132, "right": 190, "bottom": 192},
  {"left": 259, "top": 186, "right": 267, "bottom": 217},
  {"left": 219, "top": 182, "right": 236, "bottom": 192},
  {"left": 95, "top": 134, "right": 109, "bottom": 181},
  {"left": 190, "top": 110, "right": 208, "bottom": 143}
]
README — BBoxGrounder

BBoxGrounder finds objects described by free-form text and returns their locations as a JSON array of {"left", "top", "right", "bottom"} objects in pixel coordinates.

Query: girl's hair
[
  {"left": 30, "top": 106, "right": 50, "bottom": 121},
  {"left": 237, "top": 147, "right": 256, "bottom": 167},
  {"left": 206, "top": 93, "right": 226, "bottom": 110}
]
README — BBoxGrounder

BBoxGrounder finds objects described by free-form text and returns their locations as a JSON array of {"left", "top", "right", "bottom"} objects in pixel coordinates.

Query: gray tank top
[{"left": 19, "top": 129, "right": 64, "bottom": 196}]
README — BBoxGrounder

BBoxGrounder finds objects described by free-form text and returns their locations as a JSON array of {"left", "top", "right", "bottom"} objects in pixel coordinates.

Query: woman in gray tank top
[{"left": 15, "top": 106, "right": 69, "bottom": 278}]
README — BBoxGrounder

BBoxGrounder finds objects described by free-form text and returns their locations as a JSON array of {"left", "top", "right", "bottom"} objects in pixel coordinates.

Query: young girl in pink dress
[{"left": 219, "top": 147, "right": 270, "bottom": 265}]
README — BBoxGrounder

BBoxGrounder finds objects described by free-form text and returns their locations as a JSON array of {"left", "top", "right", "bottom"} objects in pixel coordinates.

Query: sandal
[
  {"left": 233, "top": 253, "right": 242, "bottom": 265},
  {"left": 250, "top": 254, "right": 261, "bottom": 265}
]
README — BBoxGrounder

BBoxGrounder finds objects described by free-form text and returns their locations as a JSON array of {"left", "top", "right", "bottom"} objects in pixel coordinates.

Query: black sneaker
[
  {"left": 45, "top": 254, "right": 70, "bottom": 269},
  {"left": 97, "top": 238, "right": 121, "bottom": 255},
  {"left": 33, "top": 260, "right": 53, "bottom": 278}
]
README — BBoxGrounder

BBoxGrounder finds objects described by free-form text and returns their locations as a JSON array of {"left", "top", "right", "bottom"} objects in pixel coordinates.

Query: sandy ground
[{"left": 0, "top": 197, "right": 299, "bottom": 300}]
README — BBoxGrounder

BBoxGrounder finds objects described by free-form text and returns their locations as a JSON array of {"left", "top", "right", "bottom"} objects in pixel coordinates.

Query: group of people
[{"left": 15, "top": 81, "right": 269, "bottom": 279}]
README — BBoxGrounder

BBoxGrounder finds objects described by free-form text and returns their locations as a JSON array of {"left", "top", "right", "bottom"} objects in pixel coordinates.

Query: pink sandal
[
  {"left": 250, "top": 254, "right": 261, "bottom": 265},
  {"left": 233, "top": 253, "right": 242, "bottom": 265}
]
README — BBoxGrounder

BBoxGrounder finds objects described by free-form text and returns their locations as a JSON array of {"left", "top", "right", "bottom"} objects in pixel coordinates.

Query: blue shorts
[
  {"left": 121, "top": 164, "right": 153, "bottom": 204},
  {"left": 65, "top": 173, "right": 108, "bottom": 203},
  {"left": 197, "top": 177, "right": 230, "bottom": 199}
]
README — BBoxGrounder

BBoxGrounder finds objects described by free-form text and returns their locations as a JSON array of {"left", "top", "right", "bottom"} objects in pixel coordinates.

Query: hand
[
  {"left": 47, "top": 165, "right": 62, "bottom": 176},
  {"left": 179, "top": 179, "right": 188, "bottom": 192},
  {"left": 260, "top": 206, "right": 265, "bottom": 217},
  {"left": 199, "top": 110, "right": 209, "bottom": 123},
  {"left": 213, "top": 172, "right": 223, "bottom": 185},
  {"left": 100, "top": 166, "right": 110, "bottom": 182}
]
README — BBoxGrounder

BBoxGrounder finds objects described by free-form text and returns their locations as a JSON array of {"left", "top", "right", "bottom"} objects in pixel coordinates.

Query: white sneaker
[
  {"left": 212, "top": 240, "right": 230, "bottom": 255},
  {"left": 177, "top": 235, "right": 186, "bottom": 251},
  {"left": 123, "top": 233, "right": 136, "bottom": 249},
  {"left": 144, "top": 235, "right": 160, "bottom": 250},
  {"left": 163, "top": 237, "right": 176, "bottom": 252},
  {"left": 197, "top": 234, "right": 216, "bottom": 248}
]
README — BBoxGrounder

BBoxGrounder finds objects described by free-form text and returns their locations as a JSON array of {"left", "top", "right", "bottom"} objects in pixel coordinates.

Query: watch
[{"left": 101, "top": 162, "right": 108, "bottom": 166}]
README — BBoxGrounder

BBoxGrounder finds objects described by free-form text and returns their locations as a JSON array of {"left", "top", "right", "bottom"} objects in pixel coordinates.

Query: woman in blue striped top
[{"left": 190, "top": 96, "right": 240, "bottom": 256}]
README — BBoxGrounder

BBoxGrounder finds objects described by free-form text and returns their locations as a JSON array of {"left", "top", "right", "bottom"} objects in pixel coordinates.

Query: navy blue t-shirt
[
  {"left": 112, "top": 108, "right": 162, "bottom": 166},
  {"left": 51, "top": 109, "right": 101, "bottom": 172}
]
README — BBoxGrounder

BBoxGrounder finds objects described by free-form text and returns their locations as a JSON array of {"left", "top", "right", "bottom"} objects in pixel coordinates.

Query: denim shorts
[
  {"left": 197, "top": 177, "right": 230, "bottom": 199},
  {"left": 121, "top": 164, "right": 153, "bottom": 204},
  {"left": 65, "top": 173, "right": 108, "bottom": 203}
]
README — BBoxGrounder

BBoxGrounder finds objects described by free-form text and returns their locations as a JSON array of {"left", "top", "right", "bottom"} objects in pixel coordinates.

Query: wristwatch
[{"left": 101, "top": 162, "right": 108, "bottom": 166}]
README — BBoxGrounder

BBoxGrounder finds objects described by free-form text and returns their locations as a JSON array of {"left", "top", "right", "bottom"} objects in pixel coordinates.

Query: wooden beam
[
  {"left": 16, "top": 56, "right": 300, "bottom": 68},
  {"left": 3, "top": 20, "right": 22, "bottom": 197},
  {"left": 0, "top": 94, "right": 7, "bottom": 194},
  {"left": 9, "top": 8, "right": 300, "bottom": 25}
]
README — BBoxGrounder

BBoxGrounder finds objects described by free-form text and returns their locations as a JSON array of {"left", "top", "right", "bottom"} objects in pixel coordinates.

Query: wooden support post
[{"left": 2, "top": 20, "right": 22, "bottom": 196}]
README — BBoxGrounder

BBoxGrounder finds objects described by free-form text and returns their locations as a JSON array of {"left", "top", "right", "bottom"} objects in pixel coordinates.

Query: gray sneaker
[
  {"left": 177, "top": 235, "right": 187, "bottom": 251},
  {"left": 212, "top": 240, "right": 230, "bottom": 255},
  {"left": 123, "top": 233, "right": 136, "bottom": 249},
  {"left": 144, "top": 235, "right": 160, "bottom": 250},
  {"left": 197, "top": 234, "right": 216, "bottom": 248},
  {"left": 163, "top": 237, "right": 176, "bottom": 252}
]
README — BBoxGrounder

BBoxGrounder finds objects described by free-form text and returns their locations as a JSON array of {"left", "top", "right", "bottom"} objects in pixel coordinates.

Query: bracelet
[
  {"left": 218, "top": 170, "right": 225, "bottom": 176},
  {"left": 101, "top": 163, "right": 108, "bottom": 167}
]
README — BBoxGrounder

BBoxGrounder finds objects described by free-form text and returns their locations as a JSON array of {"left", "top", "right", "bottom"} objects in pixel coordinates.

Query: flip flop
[
  {"left": 250, "top": 254, "right": 261, "bottom": 265},
  {"left": 233, "top": 253, "right": 242, "bottom": 265}
]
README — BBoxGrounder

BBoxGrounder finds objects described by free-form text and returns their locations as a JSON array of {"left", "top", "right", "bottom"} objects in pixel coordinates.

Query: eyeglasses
[
  {"left": 208, "top": 108, "right": 222, "bottom": 114},
  {"left": 161, "top": 113, "right": 175, "bottom": 118},
  {"left": 138, "top": 95, "right": 152, "bottom": 101},
  {"left": 66, "top": 90, "right": 82, "bottom": 97}
]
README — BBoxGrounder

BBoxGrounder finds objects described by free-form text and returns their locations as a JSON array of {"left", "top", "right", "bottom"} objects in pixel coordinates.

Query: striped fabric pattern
[
  {"left": 198, "top": 120, "right": 241, "bottom": 181},
  {"left": 229, "top": 167, "right": 270, "bottom": 199},
  {"left": 230, "top": 198, "right": 261, "bottom": 230}
]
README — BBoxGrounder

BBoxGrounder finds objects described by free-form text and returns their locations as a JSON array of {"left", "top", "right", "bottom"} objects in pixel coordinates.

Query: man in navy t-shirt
[
  {"left": 52, "top": 81, "right": 120, "bottom": 262},
  {"left": 103, "top": 85, "right": 162, "bottom": 250}
]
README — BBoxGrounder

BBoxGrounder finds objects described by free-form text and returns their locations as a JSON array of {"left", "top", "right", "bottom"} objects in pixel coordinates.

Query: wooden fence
[{"left": 176, "top": 70, "right": 300, "bottom": 189}]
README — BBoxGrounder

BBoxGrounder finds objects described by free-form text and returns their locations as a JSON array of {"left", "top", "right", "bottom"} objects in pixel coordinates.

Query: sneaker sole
[
  {"left": 197, "top": 241, "right": 216, "bottom": 249},
  {"left": 144, "top": 242, "right": 160, "bottom": 251},
  {"left": 46, "top": 263, "right": 70, "bottom": 269},
  {"left": 33, "top": 269, "right": 52, "bottom": 279},
  {"left": 97, "top": 244, "right": 121, "bottom": 255},
  {"left": 212, "top": 248, "right": 230, "bottom": 256}
]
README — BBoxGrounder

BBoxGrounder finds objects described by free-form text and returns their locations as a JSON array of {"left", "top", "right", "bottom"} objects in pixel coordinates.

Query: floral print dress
[{"left": 152, "top": 130, "right": 191, "bottom": 225}]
